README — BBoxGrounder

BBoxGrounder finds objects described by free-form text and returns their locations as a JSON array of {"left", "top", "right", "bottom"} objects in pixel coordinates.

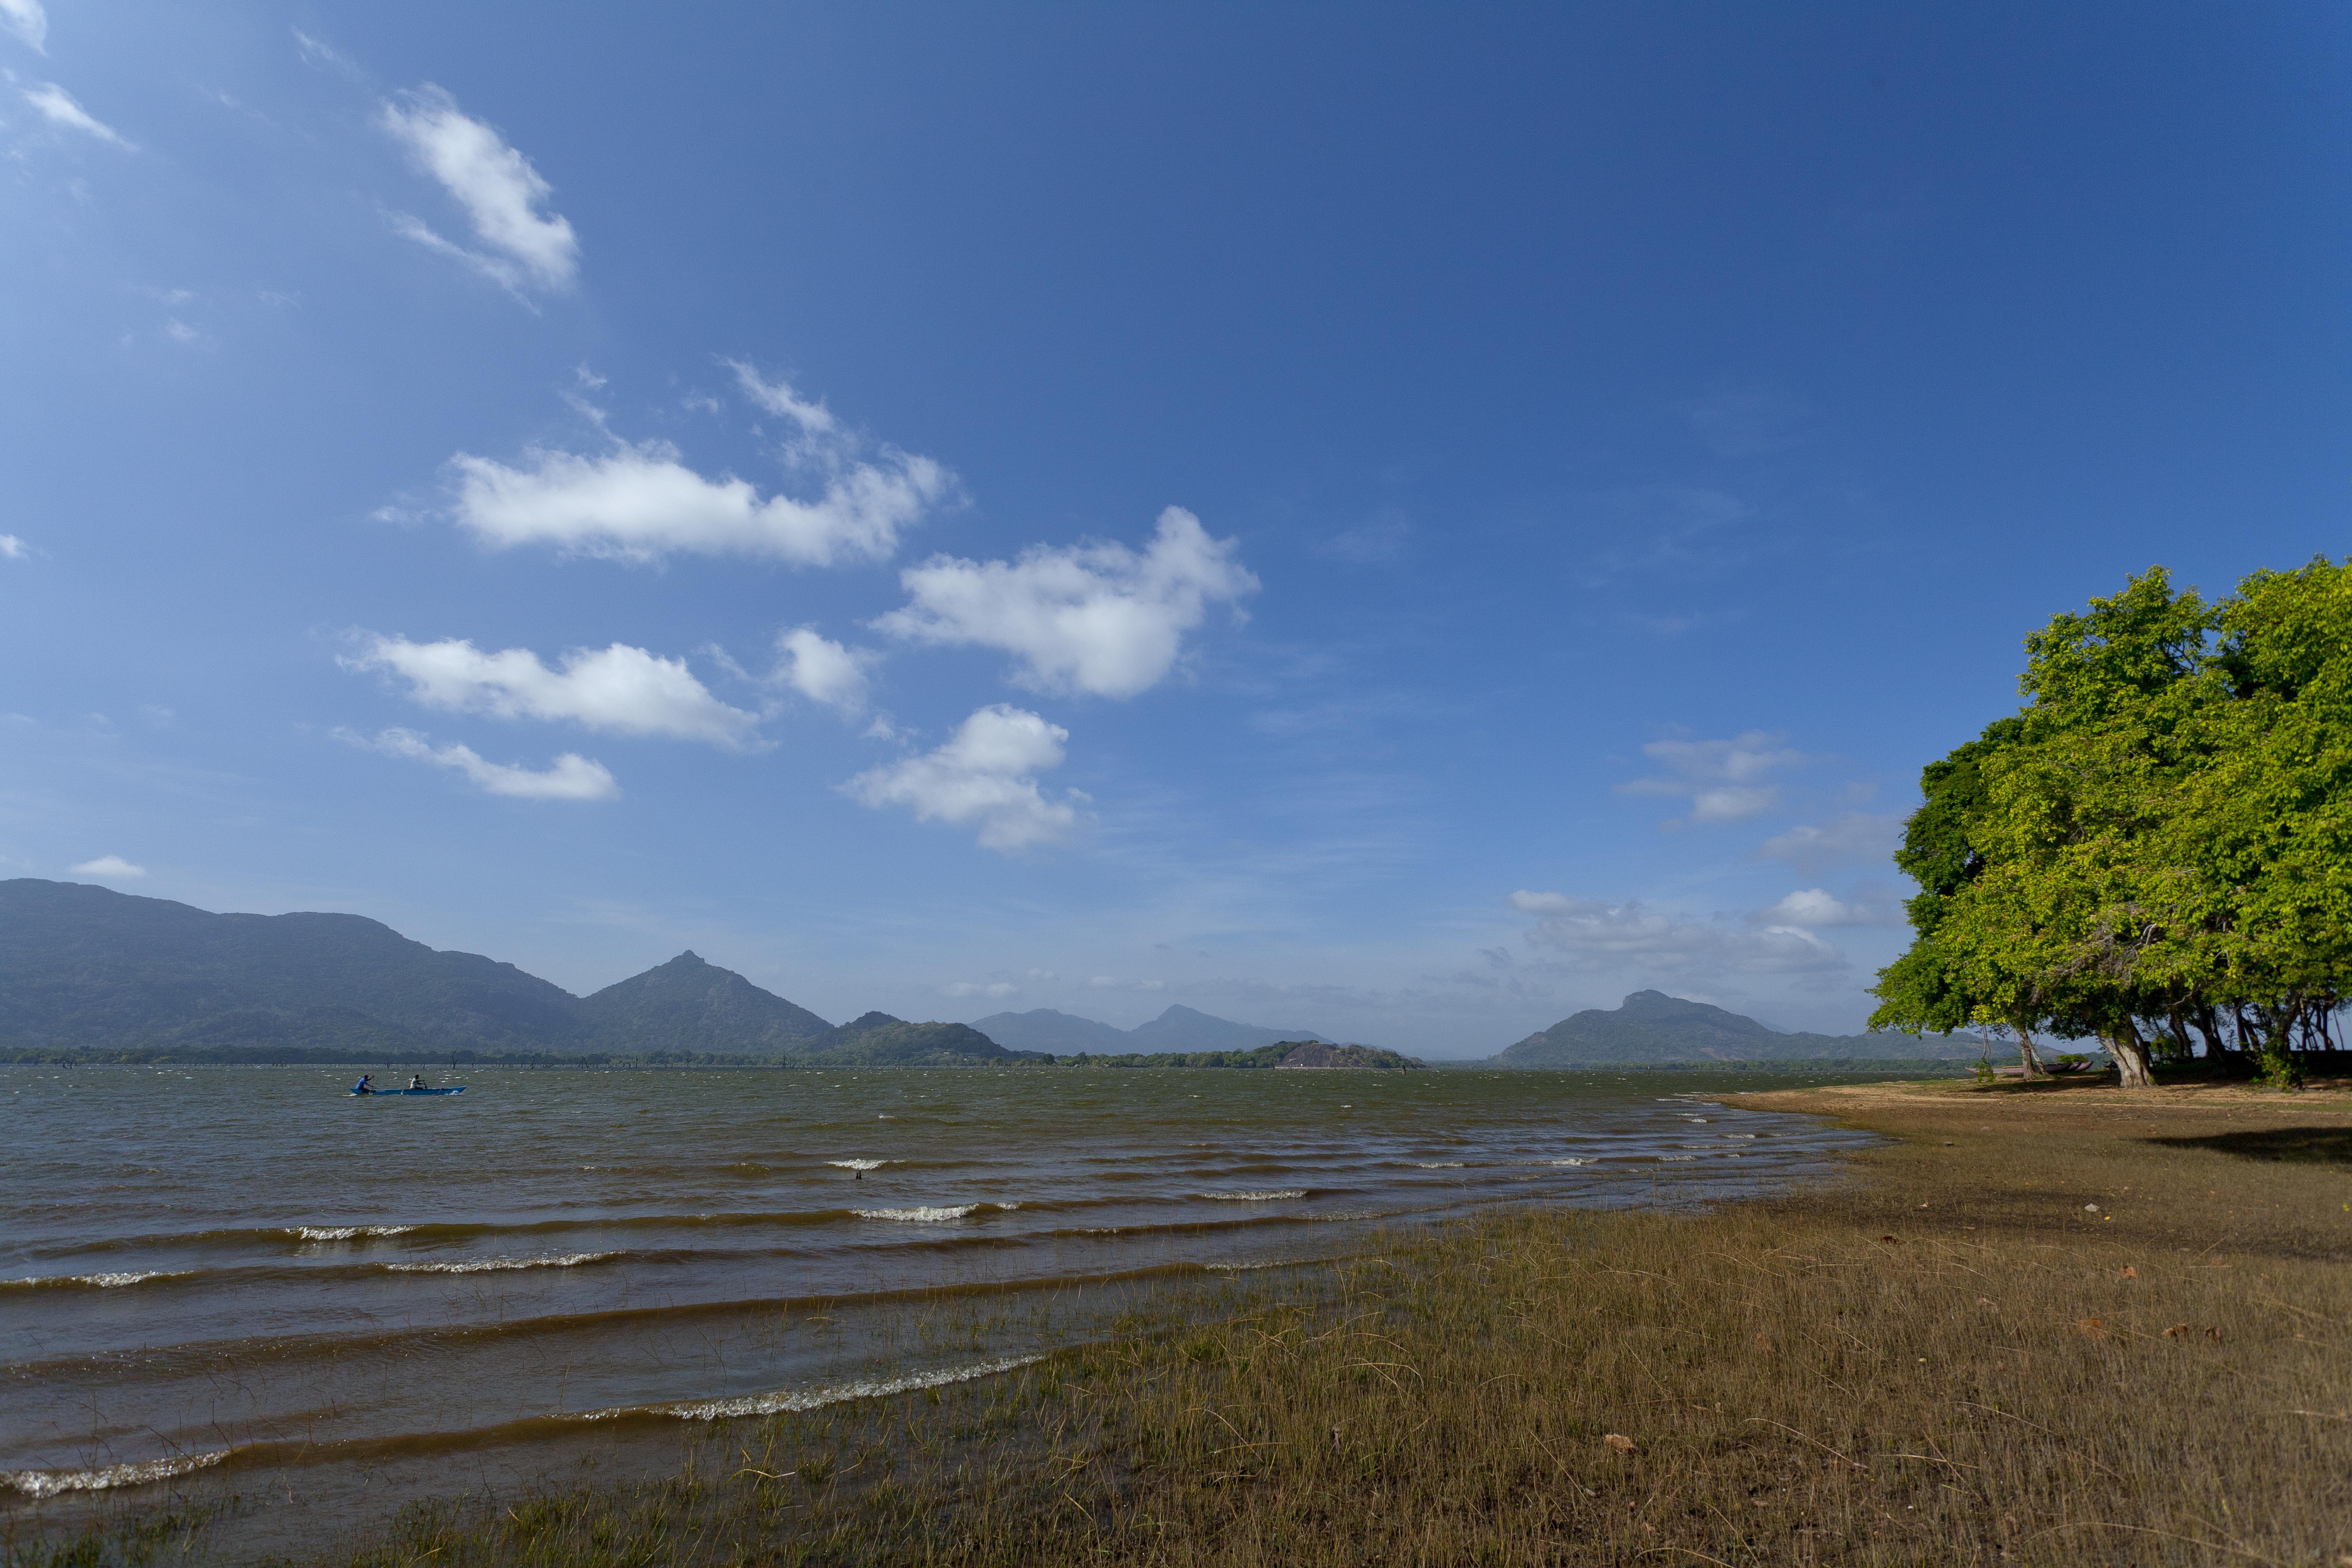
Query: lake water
[{"left": 0, "top": 1064, "right": 1875, "bottom": 1516}]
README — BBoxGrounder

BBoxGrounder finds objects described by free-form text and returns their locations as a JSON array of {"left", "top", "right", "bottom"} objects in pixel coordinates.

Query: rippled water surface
[{"left": 0, "top": 1064, "right": 1874, "bottom": 1501}]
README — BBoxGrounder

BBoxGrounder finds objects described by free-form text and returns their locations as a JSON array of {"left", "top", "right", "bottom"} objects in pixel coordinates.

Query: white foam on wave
[
  {"left": 386, "top": 1252, "right": 614, "bottom": 1274},
  {"left": 854, "top": 1204, "right": 977, "bottom": 1222},
  {"left": 1547, "top": 1157, "right": 1594, "bottom": 1166},
  {"left": 1658, "top": 1154, "right": 1698, "bottom": 1162},
  {"left": 828, "top": 1159, "right": 888, "bottom": 1172},
  {"left": 1412, "top": 1161, "right": 1465, "bottom": 1169},
  {"left": 1201, "top": 1189, "right": 1308, "bottom": 1202},
  {"left": 0, "top": 1270, "right": 191, "bottom": 1290},
  {"left": 613, "top": 1354, "right": 1047, "bottom": 1421},
  {"left": 294, "top": 1225, "right": 414, "bottom": 1242},
  {"left": 1, "top": 1449, "right": 228, "bottom": 1498}
]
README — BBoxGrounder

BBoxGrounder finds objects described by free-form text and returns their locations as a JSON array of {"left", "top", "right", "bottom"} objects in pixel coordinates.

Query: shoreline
[{"left": 12, "top": 1073, "right": 2348, "bottom": 1565}]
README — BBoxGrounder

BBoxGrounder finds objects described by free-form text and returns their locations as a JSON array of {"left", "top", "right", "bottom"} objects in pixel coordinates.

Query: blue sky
[{"left": 4, "top": 4, "right": 2346, "bottom": 1055}]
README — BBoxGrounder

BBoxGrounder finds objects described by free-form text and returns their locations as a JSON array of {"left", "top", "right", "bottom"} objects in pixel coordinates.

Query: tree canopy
[{"left": 1870, "top": 559, "right": 2352, "bottom": 1088}]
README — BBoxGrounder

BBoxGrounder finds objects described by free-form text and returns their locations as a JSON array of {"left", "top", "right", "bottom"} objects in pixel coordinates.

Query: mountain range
[
  {"left": 970, "top": 1005, "right": 1327, "bottom": 1056},
  {"left": 1495, "top": 990, "right": 1970, "bottom": 1066},
  {"left": 0, "top": 880, "right": 1306, "bottom": 1067},
  {"left": 1, "top": 881, "right": 1967, "bottom": 1068},
  {"left": 0, "top": 879, "right": 1008, "bottom": 1065}
]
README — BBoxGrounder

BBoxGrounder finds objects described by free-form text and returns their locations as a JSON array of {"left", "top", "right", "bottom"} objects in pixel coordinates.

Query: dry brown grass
[
  {"left": 34, "top": 1078, "right": 2352, "bottom": 1567},
  {"left": 340, "top": 1078, "right": 2352, "bottom": 1565}
]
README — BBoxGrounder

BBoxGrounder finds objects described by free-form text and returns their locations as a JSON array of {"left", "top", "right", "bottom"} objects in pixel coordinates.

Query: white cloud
[
  {"left": 771, "top": 627, "right": 872, "bottom": 714},
  {"left": 446, "top": 434, "right": 951, "bottom": 566},
  {"left": 1617, "top": 730, "right": 1803, "bottom": 824},
  {"left": 0, "top": 534, "right": 27, "bottom": 559},
  {"left": 874, "top": 507, "right": 1257, "bottom": 698},
  {"left": 2, "top": 0, "right": 46, "bottom": 53},
  {"left": 21, "top": 82, "right": 130, "bottom": 147},
  {"left": 1086, "top": 976, "right": 1166, "bottom": 992},
  {"left": 730, "top": 361, "right": 838, "bottom": 438},
  {"left": 356, "top": 727, "right": 618, "bottom": 801},
  {"left": 1751, "top": 888, "right": 1899, "bottom": 928},
  {"left": 844, "top": 704, "right": 1087, "bottom": 852},
  {"left": 346, "top": 635, "right": 760, "bottom": 749},
  {"left": 944, "top": 980, "right": 1018, "bottom": 999},
  {"left": 70, "top": 854, "right": 144, "bottom": 879},
  {"left": 379, "top": 85, "right": 578, "bottom": 293},
  {"left": 1759, "top": 813, "right": 1904, "bottom": 877},
  {"left": 1509, "top": 890, "right": 1844, "bottom": 975}
]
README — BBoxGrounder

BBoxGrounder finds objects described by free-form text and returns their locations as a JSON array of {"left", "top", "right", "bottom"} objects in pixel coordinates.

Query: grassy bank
[{"left": 21, "top": 1076, "right": 2352, "bottom": 1567}]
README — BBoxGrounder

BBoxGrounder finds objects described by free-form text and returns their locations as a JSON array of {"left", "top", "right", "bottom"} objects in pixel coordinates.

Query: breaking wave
[
  {"left": 295, "top": 1225, "right": 415, "bottom": 1242},
  {"left": 0, "top": 1269, "right": 192, "bottom": 1290},
  {"left": 610, "top": 1354, "right": 1046, "bottom": 1421},
  {"left": 1, "top": 1449, "right": 228, "bottom": 1498},
  {"left": 385, "top": 1253, "right": 615, "bottom": 1274}
]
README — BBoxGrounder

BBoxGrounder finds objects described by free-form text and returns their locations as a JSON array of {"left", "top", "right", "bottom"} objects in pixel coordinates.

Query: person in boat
[
  {"left": 354, "top": 1074, "right": 374, "bottom": 1094},
  {"left": 409, "top": 1074, "right": 427, "bottom": 1091}
]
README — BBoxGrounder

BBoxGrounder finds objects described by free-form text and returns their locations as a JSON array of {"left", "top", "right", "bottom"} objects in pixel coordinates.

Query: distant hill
[
  {"left": 800, "top": 1011, "right": 1022, "bottom": 1066},
  {"left": 0, "top": 879, "right": 856, "bottom": 1060},
  {"left": 973, "top": 1003, "right": 1325, "bottom": 1056},
  {"left": 580, "top": 951, "right": 832, "bottom": 1053},
  {"left": 0, "top": 879, "right": 588, "bottom": 1055},
  {"left": 1495, "top": 990, "right": 1973, "bottom": 1066}
]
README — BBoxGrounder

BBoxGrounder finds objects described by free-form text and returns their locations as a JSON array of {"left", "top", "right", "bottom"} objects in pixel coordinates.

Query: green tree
[{"left": 1872, "top": 562, "right": 2352, "bottom": 1090}]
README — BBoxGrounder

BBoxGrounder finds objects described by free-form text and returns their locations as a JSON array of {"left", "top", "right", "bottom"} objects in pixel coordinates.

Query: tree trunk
[
  {"left": 2010, "top": 1025, "right": 2048, "bottom": 1079},
  {"left": 2251, "top": 1004, "right": 2303, "bottom": 1090},
  {"left": 2192, "top": 1002, "right": 2247, "bottom": 1075},
  {"left": 2105, "top": 1021, "right": 2157, "bottom": 1089}
]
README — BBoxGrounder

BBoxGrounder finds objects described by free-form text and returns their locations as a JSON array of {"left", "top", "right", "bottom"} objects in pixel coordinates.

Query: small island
[{"left": 1271, "top": 1040, "right": 1421, "bottom": 1070}]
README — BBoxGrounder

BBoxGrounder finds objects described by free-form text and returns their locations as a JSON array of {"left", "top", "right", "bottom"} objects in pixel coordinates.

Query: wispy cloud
[
  {"left": 845, "top": 704, "right": 1088, "bottom": 852},
  {"left": 351, "top": 727, "right": 619, "bottom": 801},
  {"left": 1759, "top": 813, "right": 1903, "bottom": 876},
  {"left": 1316, "top": 511, "right": 1410, "bottom": 565},
  {"left": 344, "top": 634, "right": 761, "bottom": 749},
  {"left": 1, "top": 0, "right": 46, "bottom": 53},
  {"left": 0, "top": 534, "right": 28, "bottom": 560},
  {"left": 380, "top": 85, "right": 578, "bottom": 294},
  {"left": 20, "top": 82, "right": 131, "bottom": 147},
  {"left": 1749, "top": 887, "right": 1900, "bottom": 928},
  {"left": 70, "top": 854, "right": 144, "bottom": 879},
  {"left": 1616, "top": 730, "right": 1803, "bottom": 824},
  {"left": 944, "top": 980, "right": 1018, "bottom": 999},
  {"left": 874, "top": 508, "right": 1257, "bottom": 698},
  {"left": 1509, "top": 890, "right": 1844, "bottom": 974}
]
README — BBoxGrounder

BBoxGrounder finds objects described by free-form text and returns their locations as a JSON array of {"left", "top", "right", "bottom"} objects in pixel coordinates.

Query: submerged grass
[{"left": 17, "top": 1076, "right": 2352, "bottom": 1566}]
